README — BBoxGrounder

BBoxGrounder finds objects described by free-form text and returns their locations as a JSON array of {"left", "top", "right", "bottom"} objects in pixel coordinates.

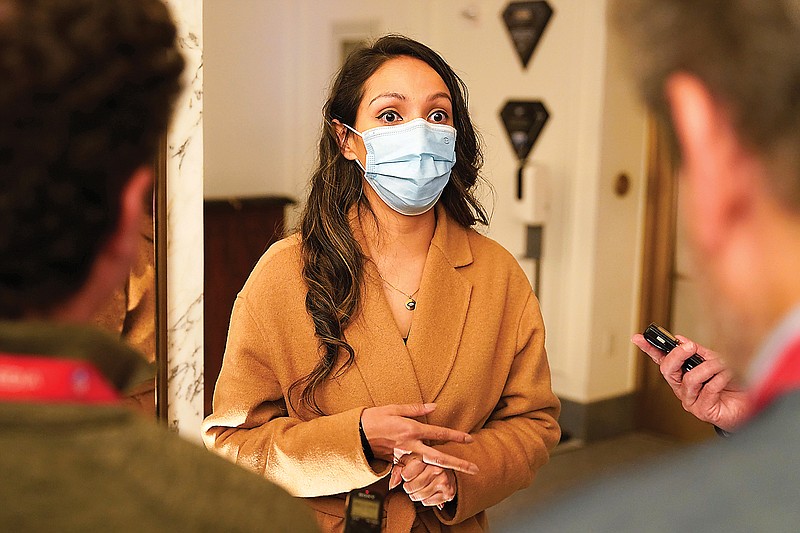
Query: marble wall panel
[{"left": 164, "top": 0, "right": 204, "bottom": 443}]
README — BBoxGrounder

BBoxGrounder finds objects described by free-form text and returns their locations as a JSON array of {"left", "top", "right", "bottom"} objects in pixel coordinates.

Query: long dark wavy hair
[{"left": 291, "top": 35, "right": 489, "bottom": 416}]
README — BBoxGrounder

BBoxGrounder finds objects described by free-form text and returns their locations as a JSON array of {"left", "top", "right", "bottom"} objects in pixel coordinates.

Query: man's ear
[
  {"left": 50, "top": 166, "right": 153, "bottom": 322},
  {"left": 332, "top": 119, "right": 359, "bottom": 161},
  {"left": 105, "top": 166, "right": 153, "bottom": 263},
  {"left": 666, "top": 72, "right": 750, "bottom": 252}
]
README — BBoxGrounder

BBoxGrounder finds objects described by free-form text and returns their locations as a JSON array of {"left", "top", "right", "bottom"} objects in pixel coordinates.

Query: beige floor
[{"left": 486, "top": 432, "right": 685, "bottom": 531}]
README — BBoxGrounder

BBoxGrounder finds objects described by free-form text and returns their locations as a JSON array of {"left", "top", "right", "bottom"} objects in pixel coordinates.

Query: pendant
[{"left": 405, "top": 298, "right": 416, "bottom": 311}]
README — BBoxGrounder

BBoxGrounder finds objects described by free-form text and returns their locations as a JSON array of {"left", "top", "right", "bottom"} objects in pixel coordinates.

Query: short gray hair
[{"left": 611, "top": 0, "right": 800, "bottom": 206}]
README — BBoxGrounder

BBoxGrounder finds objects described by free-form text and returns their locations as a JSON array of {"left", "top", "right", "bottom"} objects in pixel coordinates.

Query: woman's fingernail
[
  {"left": 424, "top": 403, "right": 437, "bottom": 409},
  {"left": 464, "top": 434, "right": 474, "bottom": 443},
  {"left": 389, "top": 469, "right": 401, "bottom": 490}
]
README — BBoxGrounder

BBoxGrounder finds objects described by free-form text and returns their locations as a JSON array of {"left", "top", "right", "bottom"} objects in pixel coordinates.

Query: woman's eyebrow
[
  {"left": 367, "top": 91, "right": 452, "bottom": 106},
  {"left": 428, "top": 92, "right": 452, "bottom": 102},
  {"left": 368, "top": 92, "right": 406, "bottom": 106}
]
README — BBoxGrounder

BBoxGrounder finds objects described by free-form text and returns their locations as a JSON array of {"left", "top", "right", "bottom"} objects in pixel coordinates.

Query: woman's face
[{"left": 343, "top": 55, "right": 453, "bottom": 166}]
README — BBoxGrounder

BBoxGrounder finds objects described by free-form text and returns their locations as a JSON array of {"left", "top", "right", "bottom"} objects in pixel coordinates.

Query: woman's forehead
[{"left": 361, "top": 56, "right": 450, "bottom": 104}]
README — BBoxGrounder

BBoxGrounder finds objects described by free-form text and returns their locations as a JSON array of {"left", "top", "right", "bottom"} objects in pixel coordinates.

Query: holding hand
[
  {"left": 389, "top": 455, "right": 457, "bottom": 509},
  {"left": 632, "top": 333, "right": 750, "bottom": 431},
  {"left": 360, "top": 403, "right": 479, "bottom": 475}
]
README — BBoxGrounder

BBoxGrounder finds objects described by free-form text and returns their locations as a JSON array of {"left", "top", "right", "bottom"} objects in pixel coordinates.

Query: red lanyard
[
  {"left": 751, "top": 337, "right": 800, "bottom": 413},
  {"left": 0, "top": 353, "right": 119, "bottom": 404}
]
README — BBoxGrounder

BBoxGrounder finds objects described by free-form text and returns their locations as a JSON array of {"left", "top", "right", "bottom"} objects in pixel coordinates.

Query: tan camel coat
[{"left": 202, "top": 206, "right": 561, "bottom": 532}]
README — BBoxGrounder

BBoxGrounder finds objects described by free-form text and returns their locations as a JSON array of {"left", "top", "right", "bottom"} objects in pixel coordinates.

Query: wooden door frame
[
  {"left": 637, "top": 118, "right": 678, "bottom": 340},
  {"left": 636, "top": 118, "right": 714, "bottom": 441},
  {"left": 636, "top": 117, "right": 677, "bottom": 433},
  {"left": 155, "top": 136, "right": 169, "bottom": 423}
]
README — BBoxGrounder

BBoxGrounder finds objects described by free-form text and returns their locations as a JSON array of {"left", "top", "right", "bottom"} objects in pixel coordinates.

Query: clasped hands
[{"left": 360, "top": 403, "right": 478, "bottom": 508}]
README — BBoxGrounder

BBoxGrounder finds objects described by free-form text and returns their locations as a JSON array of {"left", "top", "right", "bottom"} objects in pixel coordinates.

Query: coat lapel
[
  {"left": 406, "top": 206, "right": 473, "bottom": 402},
  {"left": 345, "top": 224, "right": 426, "bottom": 408},
  {"left": 345, "top": 206, "right": 474, "bottom": 407}
]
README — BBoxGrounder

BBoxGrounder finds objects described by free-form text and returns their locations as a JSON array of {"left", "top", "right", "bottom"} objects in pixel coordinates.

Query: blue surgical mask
[{"left": 343, "top": 118, "right": 457, "bottom": 216}]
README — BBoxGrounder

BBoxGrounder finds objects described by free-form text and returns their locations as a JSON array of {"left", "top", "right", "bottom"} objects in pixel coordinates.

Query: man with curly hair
[{"left": 0, "top": 0, "right": 316, "bottom": 530}]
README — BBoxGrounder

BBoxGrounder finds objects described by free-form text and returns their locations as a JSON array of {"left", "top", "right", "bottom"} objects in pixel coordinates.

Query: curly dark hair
[
  {"left": 292, "top": 35, "right": 489, "bottom": 416},
  {"left": 0, "top": 0, "right": 184, "bottom": 318}
]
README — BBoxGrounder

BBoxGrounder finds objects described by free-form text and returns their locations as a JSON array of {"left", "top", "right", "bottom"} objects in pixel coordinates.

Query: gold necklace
[{"left": 377, "top": 273, "right": 420, "bottom": 311}]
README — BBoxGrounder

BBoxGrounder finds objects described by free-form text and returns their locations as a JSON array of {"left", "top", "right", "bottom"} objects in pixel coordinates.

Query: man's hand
[{"left": 632, "top": 333, "right": 750, "bottom": 431}]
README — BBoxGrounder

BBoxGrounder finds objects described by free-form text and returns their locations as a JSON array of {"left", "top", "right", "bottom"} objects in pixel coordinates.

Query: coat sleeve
[
  {"left": 434, "top": 290, "right": 561, "bottom": 524},
  {"left": 201, "top": 295, "right": 391, "bottom": 497}
]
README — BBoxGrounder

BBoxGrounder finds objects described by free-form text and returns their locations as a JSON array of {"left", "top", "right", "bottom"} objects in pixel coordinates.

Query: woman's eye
[
  {"left": 378, "top": 111, "right": 400, "bottom": 124},
  {"left": 429, "top": 110, "right": 448, "bottom": 123}
]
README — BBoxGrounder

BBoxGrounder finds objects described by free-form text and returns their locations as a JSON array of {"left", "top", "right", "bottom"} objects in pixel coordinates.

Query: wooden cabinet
[{"left": 203, "top": 197, "right": 294, "bottom": 415}]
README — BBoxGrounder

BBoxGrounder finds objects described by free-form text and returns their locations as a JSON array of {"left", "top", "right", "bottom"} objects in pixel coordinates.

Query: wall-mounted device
[
  {"left": 501, "top": 101, "right": 551, "bottom": 298},
  {"left": 516, "top": 163, "right": 550, "bottom": 296},
  {"left": 514, "top": 162, "right": 550, "bottom": 226}
]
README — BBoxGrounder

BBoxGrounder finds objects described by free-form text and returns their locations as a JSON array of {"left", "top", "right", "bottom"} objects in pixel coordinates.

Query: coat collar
[
  {"left": 346, "top": 204, "right": 474, "bottom": 406},
  {"left": 0, "top": 320, "right": 151, "bottom": 392},
  {"left": 428, "top": 203, "right": 474, "bottom": 269}
]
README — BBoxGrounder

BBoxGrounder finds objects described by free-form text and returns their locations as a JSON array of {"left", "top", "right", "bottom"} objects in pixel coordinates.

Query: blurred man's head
[
  {"left": 614, "top": 1, "right": 800, "bottom": 203},
  {"left": 0, "top": 0, "right": 183, "bottom": 321},
  {"left": 613, "top": 0, "right": 800, "bottom": 374}
]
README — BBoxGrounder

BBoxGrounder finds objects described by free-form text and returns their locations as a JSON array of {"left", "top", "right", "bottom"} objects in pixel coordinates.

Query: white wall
[
  {"left": 203, "top": 0, "right": 648, "bottom": 404},
  {"left": 204, "top": 0, "right": 435, "bottom": 201}
]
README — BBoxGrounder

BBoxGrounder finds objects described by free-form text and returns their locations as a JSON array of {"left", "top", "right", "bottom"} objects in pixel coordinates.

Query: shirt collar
[{"left": 747, "top": 304, "right": 800, "bottom": 388}]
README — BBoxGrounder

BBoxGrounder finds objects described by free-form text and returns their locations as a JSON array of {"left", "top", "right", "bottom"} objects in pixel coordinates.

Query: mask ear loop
[
  {"left": 337, "top": 122, "right": 367, "bottom": 175},
  {"left": 345, "top": 125, "right": 367, "bottom": 203},
  {"left": 325, "top": 114, "right": 365, "bottom": 202}
]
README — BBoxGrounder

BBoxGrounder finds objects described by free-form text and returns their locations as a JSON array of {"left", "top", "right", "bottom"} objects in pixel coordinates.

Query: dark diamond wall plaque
[
  {"left": 500, "top": 100, "right": 550, "bottom": 163},
  {"left": 502, "top": 1, "right": 553, "bottom": 69}
]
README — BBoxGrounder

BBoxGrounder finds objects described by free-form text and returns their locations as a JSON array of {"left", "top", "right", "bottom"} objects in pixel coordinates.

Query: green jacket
[{"left": 0, "top": 321, "right": 318, "bottom": 532}]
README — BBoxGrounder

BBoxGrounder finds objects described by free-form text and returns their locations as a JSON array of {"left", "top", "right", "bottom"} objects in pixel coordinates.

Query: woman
[{"left": 202, "top": 35, "right": 560, "bottom": 532}]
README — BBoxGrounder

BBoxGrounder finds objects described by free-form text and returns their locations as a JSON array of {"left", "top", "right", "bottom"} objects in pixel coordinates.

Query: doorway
[{"left": 636, "top": 119, "right": 715, "bottom": 443}]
